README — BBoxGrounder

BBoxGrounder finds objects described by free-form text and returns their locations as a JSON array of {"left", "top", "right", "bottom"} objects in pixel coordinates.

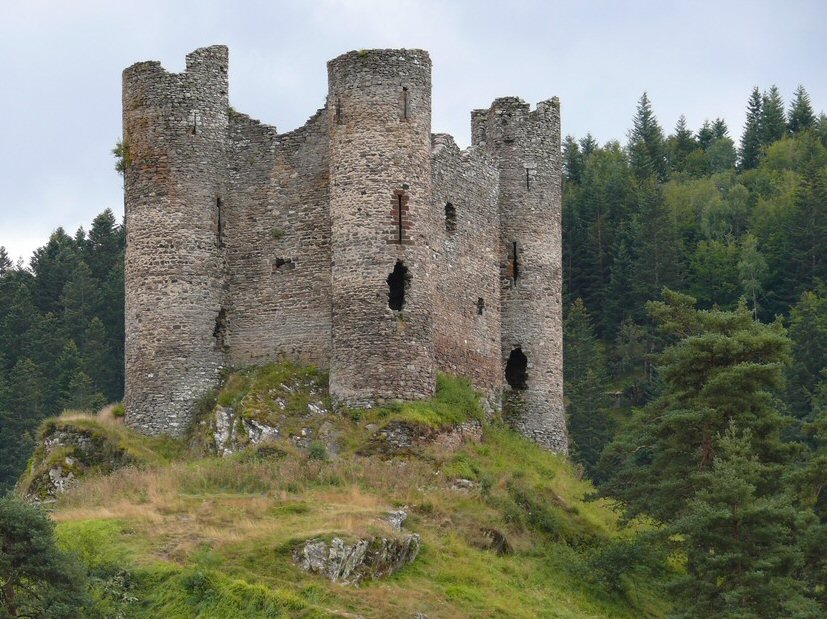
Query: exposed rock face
[
  {"left": 25, "top": 424, "right": 133, "bottom": 501},
  {"left": 209, "top": 399, "right": 336, "bottom": 456},
  {"left": 293, "top": 534, "right": 421, "bottom": 585},
  {"left": 213, "top": 405, "right": 281, "bottom": 456}
]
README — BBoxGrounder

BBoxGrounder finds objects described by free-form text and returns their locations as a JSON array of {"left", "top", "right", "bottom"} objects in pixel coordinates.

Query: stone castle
[{"left": 122, "top": 46, "right": 566, "bottom": 452}]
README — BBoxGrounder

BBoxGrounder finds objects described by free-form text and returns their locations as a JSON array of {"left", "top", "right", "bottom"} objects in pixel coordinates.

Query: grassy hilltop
[{"left": 25, "top": 362, "right": 668, "bottom": 618}]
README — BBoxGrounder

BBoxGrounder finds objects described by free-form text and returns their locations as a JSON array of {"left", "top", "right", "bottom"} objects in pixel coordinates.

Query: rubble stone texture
[{"left": 122, "top": 46, "right": 566, "bottom": 452}]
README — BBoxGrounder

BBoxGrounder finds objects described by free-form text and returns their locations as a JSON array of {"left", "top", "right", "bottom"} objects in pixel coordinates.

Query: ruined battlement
[{"left": 122, "top": 46, "right": 566, "bottom": 452}]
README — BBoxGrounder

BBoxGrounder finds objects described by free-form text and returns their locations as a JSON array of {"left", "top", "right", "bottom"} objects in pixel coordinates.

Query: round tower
[
  {"left": 122, "top": 46, "right": 229, "bottom": 435},
  {"left": 327, "top": 49, "right": 437, "bottom": 406},
  {"left": 473, "top": 97, "right": 567, "bottom": 452}
]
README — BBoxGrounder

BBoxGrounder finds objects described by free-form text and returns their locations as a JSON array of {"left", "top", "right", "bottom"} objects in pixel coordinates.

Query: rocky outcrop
[
  {"left": 293, "top": 534, "right": 421, "bottom": 585},
  {"left": 23, "top": 422, "right": 134, "bottom": 501},
  {"left": 209, "top": 399, "right": 336, "bottom": 456},
  {"left": 360, "top": 419, "right": 482, "bottom": 456}
]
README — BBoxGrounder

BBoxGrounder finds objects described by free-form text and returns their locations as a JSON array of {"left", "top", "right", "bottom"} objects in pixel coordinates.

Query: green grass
[
  {"left": 36, "top": 361, "right": 669, "bottom": 618},
  {"left": 375, "top": 373, "right": 485, "bottom": 429}
]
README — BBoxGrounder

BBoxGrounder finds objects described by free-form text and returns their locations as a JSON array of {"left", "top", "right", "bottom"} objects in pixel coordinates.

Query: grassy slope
[{"left": 40, "top": 363, "right": 668, "bottom": 618}]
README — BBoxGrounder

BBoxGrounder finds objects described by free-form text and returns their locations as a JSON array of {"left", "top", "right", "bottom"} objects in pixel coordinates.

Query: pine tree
[
  {"left": 598, "top": 290, "right": 793, "bottom": 524},
  {"left": 0, "top": 279, "right": 36, "bottom": 368},
  {"left": 712, "top": 118, "right": 729, "bottom": 139},
  {"left": 668, "top": 115, "right": 696, "bottom": 173},
  {"left": 562, "top": 135, "right": 584, "bottom": 184},
  {"left": 739, "top": 87, "right": 763, "bottom": 170},
  {"left": 82, "top": 317, "right": 118, "bottom": 401},
  {"left": 760, "top": 85, "right": 787, "bottom": 147},
  {"left": 84, "top": 209, "right": 121, "bottom": 282},
  {"left": 630, "top": 180, "right": 683, "bottom": 304},
  {"left": 0, "top": 247, "right": 10, "bottom": 278},
  {"left": 564, "top": 299, "right": 613, "bottom": 476},
  {"left": 55, "top": 340, "right": 104, "bottom": 412},
  {"left": 789, "top": 85, "right": 816, "bottom": 135},
  {"left": 1, "top": 358, "right": 47, "bottom": 491},
  {"left": 786, "top": 133, "right": 827, "bottom": 297},
  {"left": 786, "top": 287, "right": 827, "bottom": 420},
  {"left": 628, "top": 92, "right": 669, "bottom": 181},
  {"left": 60, "top": 261, "right": 102, "bottom": 346},
  {"left": 697, "top": 120, "right": 715, "bottom": 151},
  {"left": 0, "top": 495, "right": 93, "bottom": 616},
  {"left": 671, "top": 427, "right": 820, "bottom": 618},
  {"left": 29, "top": 229, "right": 80, "bottom": 315},
  {"left": 602, "top": 234, "right": 639, "bottom": 334},
  {"left": 579, "top": 133, "right": 598, "bottom": 157}
]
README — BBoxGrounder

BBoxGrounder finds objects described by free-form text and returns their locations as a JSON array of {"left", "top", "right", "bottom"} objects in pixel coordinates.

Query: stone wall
[
  {"left": 472, "top": 97, "right": 567, "bottom": 452},
  {"left": 123, "top": 46, "right": 229, "bottom": 435},
  {"left": 123, "top": 46, "right": 567, "bottom": 452},
  {"left": 327, "top": 49, "right": 437, "bottom": 406},
  {"left": 225, "top": 109, "right": 332, "bottom": 367},
  {"left": 431, "top": 134, "right": 501, "bottom": 401}
]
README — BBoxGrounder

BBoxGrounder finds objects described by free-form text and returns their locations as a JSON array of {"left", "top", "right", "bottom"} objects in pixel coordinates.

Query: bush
[
  {"left": 308, "top": 441, "right": 328, "bottom": 461},
  {"left": 0, "top": 495, "right": 93, "bottom": 617}
]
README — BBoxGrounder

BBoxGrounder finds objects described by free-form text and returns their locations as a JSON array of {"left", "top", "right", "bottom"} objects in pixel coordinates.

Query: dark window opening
[
  {"left": 402, "top": 87, "right": 409, "bottom": 119},
  {"left": 335, "top": 96, "right": 343, "bottom": 125},
  {"left": 397, "top": 193, "right": 404, "bottom": 243},
  {"left": 190, "top": 111, "right": 199, "bottom": 135},
  {"left": 511, "top": 241, "right": 520, "bottom": 282},
  {"left": 505, "top": 347, "right": 528, "bottom": 389},
  {"left": 216, "top": 197, "right": 224, "bottom": 248},
  {"left": 273, "top": 257, "right": 295, "bottom": 272},
  {"left": 525, "top": 168, "right": 531, "bottom": 190},
  {"left": 387, "top": 260, "right": 410, "bottom": 311},
  {"left": 213, "top": 308, "right": 227, "bottom": 351},
  {"left": 445, "top": 202, "right": 456, "bottom": 233},
  {"left": 477, "top": 297, "right": 485, "bottom": 315}
]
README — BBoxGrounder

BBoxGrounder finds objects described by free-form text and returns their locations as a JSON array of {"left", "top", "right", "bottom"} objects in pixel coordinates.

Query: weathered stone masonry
[{"left": 123, "top": 46, "right": 566, "bottom": 452}]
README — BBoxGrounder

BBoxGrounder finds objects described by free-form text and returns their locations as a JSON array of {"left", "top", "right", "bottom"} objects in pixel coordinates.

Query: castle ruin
[{"left": 122, "top": 46, "right": 566, "bottom": 452}]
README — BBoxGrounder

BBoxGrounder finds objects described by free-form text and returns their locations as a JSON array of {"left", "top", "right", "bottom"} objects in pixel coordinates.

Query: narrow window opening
[
  {"left": 190, "top": 111, "right": 199, "bottom": 135},
  {"left": 477, "top": 297, "right": 485, "bottom": 315},
  {"left": 525, "top": 168, "right": 531, "bottom": 190},
  {"left": 335, "top": 96, "right": 343, "bottom": 125},
  {"left": 445, "top": 202, "right": 456, "bottom": 233},
  {"left": 216, "top": 197, "right": 224, "bottom": 248},
  {"left": 402, "top": 87, "right": 409, "bottom": 119},
  {"left": 505, "top": 347, "right": 528, "bottom": 389},
  {"left": 387, "top": 260, "right": 410, "bottom": 311},
  {"left": 213, "top": 308, "right": 227, "bottom": 351},
  {"left": 397, "top": 193, "right": 404, "bottom": 243},
  {"left": 511, "top": 241, "right": 520, "bottom": 283}
]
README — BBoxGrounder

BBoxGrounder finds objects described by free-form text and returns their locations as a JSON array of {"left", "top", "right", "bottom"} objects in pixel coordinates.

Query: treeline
[
  {"left": 563, "top": 85, "right": 827, "bottom": 471},
  {"left": 0, "top": 211, "right": 124, "bottom": 491},
  {"left": 564, "top": 85, "right": 827, "bottom": 615}
]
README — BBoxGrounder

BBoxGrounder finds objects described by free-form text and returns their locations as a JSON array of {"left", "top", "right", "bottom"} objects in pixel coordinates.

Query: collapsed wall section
[
  {"left": 473, "top": 97, "right": 567, "bottom": 452},
  {"left": 225, "top": 110, "right": 332, "bottom": 366},
  {"left": 327, "top": 49, "right": 437, "bottom": 406},
  {"left": 123, "top": 46, "right": 229, "bottom": 435},
  {"left": 431, "top": 135, "right": 502, "bottom": 402}
]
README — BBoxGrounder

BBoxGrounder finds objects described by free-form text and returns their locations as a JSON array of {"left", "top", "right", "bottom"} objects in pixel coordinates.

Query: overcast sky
[{"left": 1, "top": 0, "right": 825, "bottom": 262}]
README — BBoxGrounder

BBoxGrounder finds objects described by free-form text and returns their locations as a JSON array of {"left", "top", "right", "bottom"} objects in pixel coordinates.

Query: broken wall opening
[
  {"left": 505, "top": 347, "right": 527, "bottom": 389},
  {"left": 387, "top": 260, "right": 410, "bottom": 311}
]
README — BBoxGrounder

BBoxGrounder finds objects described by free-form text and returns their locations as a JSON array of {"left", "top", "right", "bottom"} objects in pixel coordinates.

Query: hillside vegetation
[{"left": 32, "top": 363, "right": 667, "bottom": 618}]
